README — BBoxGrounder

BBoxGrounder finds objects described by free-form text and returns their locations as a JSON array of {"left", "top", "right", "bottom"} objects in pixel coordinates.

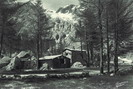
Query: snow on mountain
[
  {"left": 57, "top": 4, "right": 78, "bottom": 14},
  {"left": 15, "top": 0, "right": 29, "bottom": 3},
  {"left": 56, "top": 4, "right": 85, "bottom": 15},
  {"left": 47, "top": 3, "right": 86, "bottom": 24},
  {"left": 51, "top": 12, "right": 74, "bottom": 22}
]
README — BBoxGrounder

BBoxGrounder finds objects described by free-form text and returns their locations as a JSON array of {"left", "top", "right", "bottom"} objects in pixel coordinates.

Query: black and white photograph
[{"left": 0, "top": 0, "right": 133, "bottom": 89}]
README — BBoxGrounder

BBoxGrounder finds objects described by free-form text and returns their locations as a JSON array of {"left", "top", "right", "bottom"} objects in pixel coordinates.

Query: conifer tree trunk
[
  {"left": 80, "top": 37, "right": 84, "bottom": 60},
  {"left": 114, "top": 29, "right": 118, "bottom": 73},
  {"left": 0, "top": 29, "right": 4, "bottom": 57},
  {"left": 80, "top": 38, "right": 83, "bottom": 51},
  {"left": 114, "top": 0, "right": 119, "bottom": 73},
  {"left": 0, "top": 11, "right": 5, "bottom": 57},
  {"left": 106, "top": 6, "right": 110, "bottom": 73},
  {"left": 9, "top": 40, "right": 12, "bottom": 57},
  {"left": 85, "top": 30, "right": 90, "bottom": 67},
  {"left": 36, "top": 13, "right": 41, "bottom": 69},
  {"left": 90, "top": 43, "right": 94, "bottom": 65},
  {"left": 36, "top": 34, "right": 40, "bottom": 69},
  {"left": 40, "top": 37, "right": 43, "bottom": 57},
  {"left": 98, "top": 0, "right": 104, "bottom": 74},
  {"left": 86, "top": 43, "right": 90, "bottom": 67}
]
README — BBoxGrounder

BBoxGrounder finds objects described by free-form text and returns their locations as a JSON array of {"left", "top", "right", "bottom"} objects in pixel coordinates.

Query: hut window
[
  {"left": 64, "top": 59, "right": 66, "bottom": 64},
  {"left": 56, "top": 34, "right": 59, "bottom": 40},
  {"left": 65, "top": 53, "right": 68, "bottom": 56}
]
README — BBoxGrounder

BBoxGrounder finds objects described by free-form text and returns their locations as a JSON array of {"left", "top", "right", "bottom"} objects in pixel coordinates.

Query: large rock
[
  {"left": 17, "top": 51, "right": 31, "bottom": 58},
  {"left": 40, "top": 63, "right": 49, "bottom": 70},
  {"left": 0, "top": 57, "right": 11, "bottom": 68},
  {"left": 71, "top": 62, "right": 86, "bottom": 68},
  {"left": 6, "top": 51, "right": 33, "bottom": 71},
  {"left": 6, "top": 57, "right": 22, "bottom": 71}
]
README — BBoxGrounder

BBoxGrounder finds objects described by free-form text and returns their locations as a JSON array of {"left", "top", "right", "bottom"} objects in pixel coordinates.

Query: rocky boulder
[
  {"left": 0, "top": 57, "right": 11, "bottom": 68},
  {"left": 40, "top": 63, "right": 49, "bottom": 70},
  {"left": 71, "top": 62, "right": 86, "bottom": 68},
  {"left": 6, "top": 51, "right": 33, "bottom": 71}
]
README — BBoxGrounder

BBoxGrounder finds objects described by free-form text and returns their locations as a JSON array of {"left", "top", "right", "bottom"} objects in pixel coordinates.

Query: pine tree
[
  {"left": 0, "top": 0, "right": 16, "bottom": 57},
  {"left": 78, "top": 0, "right": 101, "bottom": 67},
  {"left": 107, "top": 0, "right": 133, "bottom": 73},
  {"left": 35, "top": 0, "right": 50, "bottom": 69}
]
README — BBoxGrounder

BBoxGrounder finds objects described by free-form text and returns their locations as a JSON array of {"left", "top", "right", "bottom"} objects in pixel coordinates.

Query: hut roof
[
  {"left": 39, "top": 55, "right": 62, "bottom": 60},
  {"left": 63, "top": 48, "right": 86, "bottom": 52}
]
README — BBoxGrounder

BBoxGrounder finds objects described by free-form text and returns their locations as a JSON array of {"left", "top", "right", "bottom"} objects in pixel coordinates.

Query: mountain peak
[{"left": 56, "top": 4, "right": 79, "bottom": 14}]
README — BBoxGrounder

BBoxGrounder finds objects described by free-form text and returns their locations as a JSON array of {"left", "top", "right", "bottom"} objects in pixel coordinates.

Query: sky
[{"left": 17, "top": 0, "right": 79, "bottom": 11}]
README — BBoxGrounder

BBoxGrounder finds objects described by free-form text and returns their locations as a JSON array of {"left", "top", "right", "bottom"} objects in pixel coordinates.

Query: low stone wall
[{"left": 0, "top": 71, "right": 90, "bottom": 80}]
